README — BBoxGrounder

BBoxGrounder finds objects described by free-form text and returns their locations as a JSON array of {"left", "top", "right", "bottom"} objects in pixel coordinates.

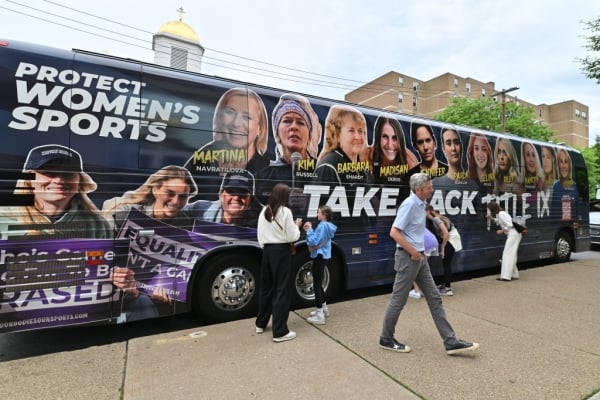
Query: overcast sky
[{"left": 2, "top": 0, "right": 600, "bottom": 146}]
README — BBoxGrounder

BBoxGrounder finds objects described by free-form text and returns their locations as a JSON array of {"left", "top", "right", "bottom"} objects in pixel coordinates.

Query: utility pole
[{"left": 492, "top": 87, "right": 519, "bottom": 132}]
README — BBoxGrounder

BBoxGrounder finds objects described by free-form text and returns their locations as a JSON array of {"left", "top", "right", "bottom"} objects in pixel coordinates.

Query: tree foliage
[
  {"left": 577, "top": 17, "right": 600, "bottom": 84},
  {"left": 433, "top": 97, "right": 555, "bottom": 141},
  {"left": 580, "top": 137, "right": 600, "bottom": 198}
]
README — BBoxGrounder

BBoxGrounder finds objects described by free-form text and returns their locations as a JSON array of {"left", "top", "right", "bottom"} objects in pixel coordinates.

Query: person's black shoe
[
  {"left": 446, "top": 340, "right": 480, "bottom": 355},
  {"left": 379, "top": 337, "right": 411, "bottom": 353}
]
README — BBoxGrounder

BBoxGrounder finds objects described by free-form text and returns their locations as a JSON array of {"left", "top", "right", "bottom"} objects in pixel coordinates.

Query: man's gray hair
[{"left": 410, "top": 172, "right": 431, "bottom": 191}]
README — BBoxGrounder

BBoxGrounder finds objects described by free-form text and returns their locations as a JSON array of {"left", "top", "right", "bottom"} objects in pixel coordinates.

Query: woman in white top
[
  {"left": 255, "top": 183, "right": 302, "bottom": 342},
  {"left": 487, "top": 202, "right": 521, "bottom": 281}
]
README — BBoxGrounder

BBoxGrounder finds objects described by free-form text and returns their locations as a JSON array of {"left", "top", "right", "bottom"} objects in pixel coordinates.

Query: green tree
[
  {"left": 577, "top": 17, "right": 600, "bottom": 84},
  {"left": 433, "top": 97, "right": 555, "bottom": 141},
  {"left": 580, "top": 136, "right": 600, "bottom": 198}
]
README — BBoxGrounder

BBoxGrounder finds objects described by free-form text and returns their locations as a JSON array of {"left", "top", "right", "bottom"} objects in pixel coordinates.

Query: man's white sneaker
[
  {"left": 307, "top": 310, "right": 326, "bottom": 325},
  {"left": 409, "top": 289, "right": 423, "bottom": 299}
]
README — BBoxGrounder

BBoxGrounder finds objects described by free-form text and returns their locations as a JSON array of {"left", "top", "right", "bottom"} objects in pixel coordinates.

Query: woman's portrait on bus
[
  {"left": 493, "top": 137, "right": 523, "bottom": 196},
  {"left": 551, "top": 148, "right": 578, "bottom": 220},
  {"left": 466, "top": 132, "right": 494, "bottom": 193},
  {"left": 185, "top": 169, "right": 261, "bottom": 227},
  {"left": 102, "top": 165, "right": 198, "bottom": 320},
  {"left": 315, "top": 104, "right": 373, "bottom": 185},
  {"left": 184, "top": 87, "right": 272, "bottom": 200},
  {"left": 554, "top": 148, "right": 576, "bottom": 191},
  {"left": 255, "top": 93, "right": 321, "bottom": 204},
  {"left": 409, "top": 121, "right": 448, "bottom": 178},
  {"left": 314, "top": 105, "right": 375, "bottom": 230},
  {"left": 185, "top": 87, "right": 271, "bottom": 173},
  {"left": 103, "top": 165, "right": 197, "bottom": 233},
  {"left": 520, "top": 141, "right": 546, "bottom": 192},
  {"left": 433, "top": 126, "right": 471, "bottom": 186},
  {"left": 365, "top": 113, "right": 419, "bottom": 185},
  {"left": 0, "top": 144, "right": 111, "bottom": 239},
  {"left": 541, "top": 145, "right": 558, "bottom": 188}
]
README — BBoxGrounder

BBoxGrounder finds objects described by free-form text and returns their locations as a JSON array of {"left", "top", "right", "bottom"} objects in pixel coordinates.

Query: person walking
[
  {"left": 379, "top": 172, "right": 480, "bottom": 355},
  {"left": 303, "top": 205, "right": 337, "bottom": 325},
  {"left": 487, "top": 202, "right": 522, "bottom": 281},
  {"left": 255, "top": 183, "right": 303, "bottom": 342}
]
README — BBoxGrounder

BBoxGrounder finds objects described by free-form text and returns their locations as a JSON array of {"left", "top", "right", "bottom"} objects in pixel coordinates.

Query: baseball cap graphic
[
  {"left": 220, "top": 170, "right": 255, "bottom": 194},
  {"left": 24, "top": 144, "right": 83, "bottom": 172}
]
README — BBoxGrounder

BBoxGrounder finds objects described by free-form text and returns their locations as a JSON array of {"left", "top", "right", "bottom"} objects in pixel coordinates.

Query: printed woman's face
[
  {"left": 523, "top": 143, "right": 537, "bottom": 174},
  {"left": 152, "top": 178, "right": 190, "bottom": 220},
  {"left": 218, "top": 94, "right": 262, "bottom": 150},
  {"left": 380, "top": 122, "right": 399, "bottom": 162},
  {"left": 32, "top": 169, "right": 79, "bottom": 210},
  {"left": 496, "top": 140, "right": 510, "bottom": 172},
  {"left": 472, "top": 137, "right": 488, "bottom": 170},
  {"left": 542, "top": 147, "right": 554, "bottom": 175},
  {"left": 339, "top": 115, "right": 366, "bottom": 160},
  {"left": 415, "top": 126, "right": 435, "bottom": 163},
  {"left": 557, "top": 150, "right": 570, "bottom": 179},
  {"left": 277, "top": 111, "right": 310, "bottom": 156},
  {"left": 442, "top": 130, "right": 461, "bottom": 168}
]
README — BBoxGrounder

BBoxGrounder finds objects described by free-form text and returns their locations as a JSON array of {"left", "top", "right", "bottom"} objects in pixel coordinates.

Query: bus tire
[
  {"left": 291, "top": 248, "right": 341, "bottom": 308},
  {"left": 192, "top": 253, "right": 259, "bottom": 323},
  {"left": 554, "top": 231, "right": 572, "bottom": 263}
]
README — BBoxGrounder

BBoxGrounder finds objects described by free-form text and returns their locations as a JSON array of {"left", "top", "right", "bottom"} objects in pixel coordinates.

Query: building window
[
  {"left": 171, "top": 47, "right": 188, "bottom": 70},
  {"left": 412, "top": 96, "right": 417, "bottom": 107},
  {"left": 398, "top": 93, "right": 403, "bottom": 103},
  {"left": 466, "top": 82, "right": 471, "bottom": 97},
  {"left": 454, "top": 78, "right": 458, "bottom": 88},
  {"left": 575, "top": 108, "right": 581, "bottom": 118},
  {"left": 582, "top": 111, "right": 587, "bottom": 120},
  {"left": 482, "top": 88, "right": 486, "bottom": 97},
  {"left": 413, "top": 81, "right": 418, "bottom": 92},
  {"left": 398, "top": 77, "right": 404, "bottom": 87}
]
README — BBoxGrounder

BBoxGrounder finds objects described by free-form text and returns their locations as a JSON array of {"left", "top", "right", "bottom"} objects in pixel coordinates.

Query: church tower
[{"left": 152, "top": 7, "right": 204, "bottom": 73}]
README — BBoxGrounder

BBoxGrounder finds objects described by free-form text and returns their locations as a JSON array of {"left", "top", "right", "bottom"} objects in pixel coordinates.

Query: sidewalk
[{"left": 123, "top": 254, "right": 600, "bottom": 400}]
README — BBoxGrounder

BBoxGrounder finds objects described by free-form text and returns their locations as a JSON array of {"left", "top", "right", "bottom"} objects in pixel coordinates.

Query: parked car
[{"left": 591, "top": 200, "right": 600, "bottom": 250}]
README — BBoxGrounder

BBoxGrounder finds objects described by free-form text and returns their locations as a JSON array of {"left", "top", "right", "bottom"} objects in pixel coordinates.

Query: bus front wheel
[
  {"left": 192, "top": 253, "right": 259, "bottom": 323},
  {"left": 554, "top": 231, "right": 572, "bottom": 263}
]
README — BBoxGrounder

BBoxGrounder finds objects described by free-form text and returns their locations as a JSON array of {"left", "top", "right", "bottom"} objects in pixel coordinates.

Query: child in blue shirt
[{"left": 303, "top": 205, "right": 337, "bottom": 325}]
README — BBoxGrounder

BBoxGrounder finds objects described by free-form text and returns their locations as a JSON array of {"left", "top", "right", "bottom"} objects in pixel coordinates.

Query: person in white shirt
[
  {"left": 487, "top": 202, "right": 522, "bottom": 281},
  {"left": 255, "top": 183, "right": 302, "bottom": 342}
]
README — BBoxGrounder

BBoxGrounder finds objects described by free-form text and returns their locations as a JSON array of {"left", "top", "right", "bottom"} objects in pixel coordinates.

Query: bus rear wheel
[
  {"left": 291, "top": 248, "right": 341, "bottom": 308},
  {"left": 192, "top": 253, "right": 259, "bottom": 323},
  {"left": 554, "top": 231, "right": 572, "bottom": 263}
]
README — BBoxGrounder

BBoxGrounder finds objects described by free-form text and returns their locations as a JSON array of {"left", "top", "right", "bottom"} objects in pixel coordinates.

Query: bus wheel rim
[{"left": 210, "top": 267, "right": 255, "bottom": 311}]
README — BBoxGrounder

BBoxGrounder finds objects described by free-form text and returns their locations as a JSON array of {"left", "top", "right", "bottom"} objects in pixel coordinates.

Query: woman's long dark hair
[
  {"left": 487, "top": 201, "right": 501, "bottom": 217},
  {"left": 264, "top": 183, "right": 290, "bottom": 222}
]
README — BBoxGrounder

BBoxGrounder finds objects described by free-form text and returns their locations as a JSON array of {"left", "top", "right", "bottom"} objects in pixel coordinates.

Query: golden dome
[{"left": 157, "top": 19, "right": 199, "bottom": 43}]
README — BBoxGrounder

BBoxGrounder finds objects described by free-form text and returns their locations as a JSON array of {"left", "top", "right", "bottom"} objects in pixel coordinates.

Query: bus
[{"left": 0, "top": 39, "right": 590, "bottom": 333}]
